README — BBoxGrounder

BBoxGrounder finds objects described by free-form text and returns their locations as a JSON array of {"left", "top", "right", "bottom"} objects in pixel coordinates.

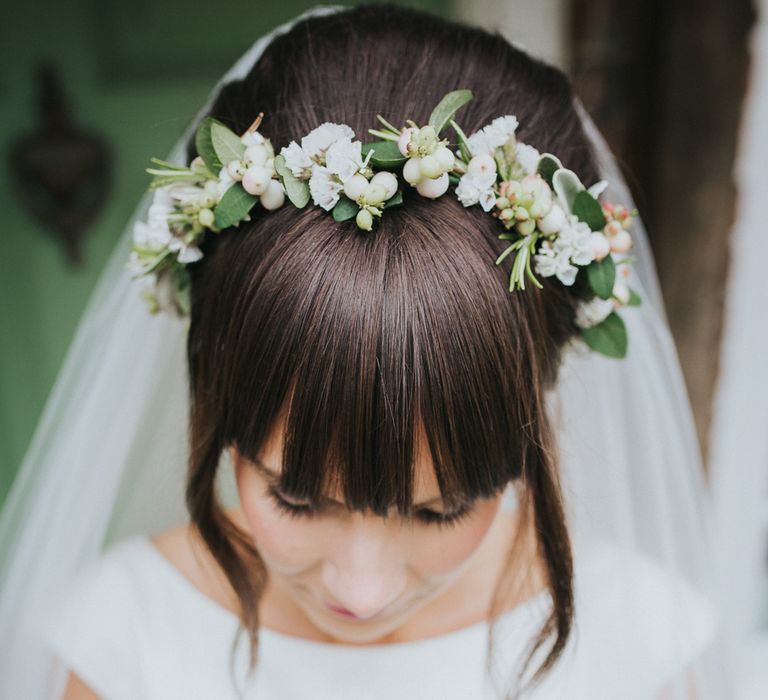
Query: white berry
[
  {"left": 343, "top": 174, "right": 369, "bottom": 201},
  {"left": 226, "top": 159, "right": 246, "bottom": 180},
  {"left": 259, "top": 179, "right": 285, "bottom": 210},
  {"left": 403, "top": 157, "right": 424, "bottom": 185},
  {"left": 415, "top": 172, "right": 449, "bottom": 199},
  {"left": 242, "top": 166, "right": 271, "bottom": 195},
  {"left": 434, "top": 145, "right": 455, "bottom": 171},
  {"left": 244, "top": 144, "right": 270, "bottom": 167}
]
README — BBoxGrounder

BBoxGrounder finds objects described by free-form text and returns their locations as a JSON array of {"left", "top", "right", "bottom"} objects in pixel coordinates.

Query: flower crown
[{"left": 129, "top": 90, "right": 640, "bottom": 358}]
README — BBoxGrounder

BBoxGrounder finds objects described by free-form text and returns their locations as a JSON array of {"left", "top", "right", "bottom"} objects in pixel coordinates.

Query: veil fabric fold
[{"left": 0, "top": 5, "right": 733, "bottom": 698}]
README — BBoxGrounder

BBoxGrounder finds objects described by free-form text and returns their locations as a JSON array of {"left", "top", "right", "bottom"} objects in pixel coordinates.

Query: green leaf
[
  {"left": 580, "top": 312, "right": 628, "bottom": 359},
  {"left": 214, "top": 185, "right": 258, "bottom": 229},
  {"left": 274, "top": 155, "right": 310, "bottom": 208},
  {"left": 572, "top": 190, "right": 606, "bottom": 230},
  {"left": 627, "top": 286, "right": 642, "bottom": 306},
  {"left": 195, "top": 117, "right": 224, "bottom": 173},
  {"left": 332, "top": 196, "right": 359, "bottom": 222},
  {"left": 210, "top": 121, "right": 245, "bottom": 165},
  {"left": 536, "top": 154, "right": 563, "bottom": 187},
  {"left": 428, "top": 89, "right": 473, "bottom": 136},
  {"left": 552, "top": 169, "right": 584, "bottom": 215},
  {"left": 383, "top": 191, "right": 403, "bottom": 209},
  {"left": 362, "top": 141, "right": 407, "bottom": 169},
  {"left": 587, "top": 255, "right": 616, "bottom": 300},
  {"left": 448, "top": 172, "right": 461, "bottom": 186}
]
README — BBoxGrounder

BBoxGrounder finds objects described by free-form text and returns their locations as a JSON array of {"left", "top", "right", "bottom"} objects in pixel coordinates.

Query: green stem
[
  {"left": 368, "top": 128, "right": 400, "bottom": 142},
  {"left": 375, "top": 114, "right": 400, "bottom": 134}
]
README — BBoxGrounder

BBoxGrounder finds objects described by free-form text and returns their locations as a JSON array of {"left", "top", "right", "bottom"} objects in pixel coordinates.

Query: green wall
[{"left": 0, "top": 0, "right": 449, "bottom": 507}]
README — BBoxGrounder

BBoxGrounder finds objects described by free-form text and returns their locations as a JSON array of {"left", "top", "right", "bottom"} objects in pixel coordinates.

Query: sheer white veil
[{"left": 0, "top": 4, "right": 733, "bottom": 699}]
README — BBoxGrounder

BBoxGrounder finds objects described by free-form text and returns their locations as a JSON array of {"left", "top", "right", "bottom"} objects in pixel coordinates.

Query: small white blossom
[
  {"left": 325, "top": 138, "right": 365, "bottom": 183},
  {"left": 575, "top": 297, "right": 615, "bottom": 328},
  {"left": 309, "top": 165, "right": 343, "bottom": 211},
  {"left": 455, "top": 169, "right": 497, "bottom": 211},
  {"left": 168, "top": 239, "right": 203, "bottom": 264},
  {"left": 281, "top": 141, "right": 313, "bottom": 179},
  {"left": 467, "top": 115, "right": 519, "bottom": 156},
  {"left": 555, "top": 216, "right": 595, "bottom": 266},
  {"left": 534, "top": 242, "right": 579, "bottom": 286},
  {"left": 301, "top": 122, "right": 356, "bottom": 161},
  {"left": 515, "top": 142, "right": 541, "bottom": 175}
]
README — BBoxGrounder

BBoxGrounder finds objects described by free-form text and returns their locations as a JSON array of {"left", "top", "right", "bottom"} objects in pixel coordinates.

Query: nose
[{"left": 321, "top": 512, "right": 408, "bottom": 619}]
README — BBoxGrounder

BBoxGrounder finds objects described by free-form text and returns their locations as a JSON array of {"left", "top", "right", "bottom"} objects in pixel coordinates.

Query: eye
[
  {"left": 268, "top": 485, "right": 318, "bottom": 519},
  {"left": 414, "top": 503, "right": 474, "bottom": 529}
]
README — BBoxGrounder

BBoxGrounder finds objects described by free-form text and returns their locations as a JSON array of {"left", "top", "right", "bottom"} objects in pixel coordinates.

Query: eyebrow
[{"left": 251, "top": 457, "right": 446, "bottom": 509}]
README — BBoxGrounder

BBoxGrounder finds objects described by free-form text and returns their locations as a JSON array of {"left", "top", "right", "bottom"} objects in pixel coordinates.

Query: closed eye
[{"left": 267, "top": 486, "right": 475, "bottom": 529}]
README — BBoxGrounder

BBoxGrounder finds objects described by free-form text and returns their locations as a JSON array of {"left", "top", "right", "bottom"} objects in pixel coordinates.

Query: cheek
[
  {"left": 236, "top": 469, "right": 323, "bottom": 572},
  {"left": 409, "top": 498, "right": 502, "bottom": 576}
]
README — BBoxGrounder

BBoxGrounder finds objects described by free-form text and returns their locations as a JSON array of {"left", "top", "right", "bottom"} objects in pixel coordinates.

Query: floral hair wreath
[{"left": 129, "top": 90, "right": 641, "bottom": 358}]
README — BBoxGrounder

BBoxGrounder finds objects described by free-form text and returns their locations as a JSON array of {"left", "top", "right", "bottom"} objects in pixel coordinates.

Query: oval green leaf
[
  {"left": 552, "top": 169, "right": 584, "bottom": 215},
  {"left": 332, "top": 195, "right": 359, "bottom": 222},
  {"left": 428, "top": 89, "right": 473, "bottom": 136},
  {"left": 572, "top": 190, "right": 606, "bottom": 230},
  {"left": 362, "top": 141, "right": 407, "bottom": 169},
  {"left": 195, "top": 117, "right": 224, "bottom": 173},
  {"left": 214, "top": 185, "right": 258, "bottom": 229},
  {"left": 587, "top": 255, "right": 616, "bottom": 300},
  {"left": 211, "top": 121, "right": 245, "bottom": 166},
  {"left": 580, "top": 312, "right": 628, "bottom": 359},
  {"left": 536, "top": 154, "right": 563, "bottom": 187},
  {"left": 383, "top": 191, "right": 403, "bottom": 210},
  {"left": 627, "top": 286, "right": 642, "bottom": 306}
]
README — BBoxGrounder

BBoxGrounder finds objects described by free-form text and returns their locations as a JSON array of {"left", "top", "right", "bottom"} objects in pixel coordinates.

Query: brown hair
[{"left": 185, "top": 3, "right": 598, "bottom": 697}]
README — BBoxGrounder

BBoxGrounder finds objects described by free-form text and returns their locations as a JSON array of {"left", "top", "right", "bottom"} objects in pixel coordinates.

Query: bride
[{"left": 0, "top": 4, "right": 733, "bottom": 699}]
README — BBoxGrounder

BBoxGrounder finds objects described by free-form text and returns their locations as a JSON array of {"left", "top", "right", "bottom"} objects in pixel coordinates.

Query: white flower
[
  {"left": 534, "top": 242, "right": 579, "bottom": 286},
  {"left": 325, "top": 138, "right": 365, "bottom": 183},
  {"left": 515, "top": 142, "right": 541, "bottom": 175},
  {"left": 554, "top": 216, "right": 595, "bottom": 266},
  {"left": 168, "top": 238, "right": 203, "bottom": 264},
  {"left": 132, "top": 220, "right": 171, "bottom": 252},
  {"left": 167, "top": 184, "right": 204, "bottom": 207},
  {"left": 575, "top": 297, "right": 615, "bottom": 329},
  {"left": 455, "top": 169, "right": 497, "bottom": 211},
  {"left": 281, "top": 141, "right": 313, "bottom": 179},
  {"left": 467, "top": 115, "right": 519, "bottom": 156},
  {"left": 309, "top": 165, "right": 343, "bottom": 211},
  {"left": 301, "top": 122, "right": 356, "bottom": 161}
]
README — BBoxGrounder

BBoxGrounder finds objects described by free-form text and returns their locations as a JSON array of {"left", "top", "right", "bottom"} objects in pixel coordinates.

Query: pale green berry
[
  {"left": 516, "top": 218, "right": 536, "bottom": 235},
  {"left": 363, "top": 183, "right": 388, "bottom": 205},
  {"left": 417, "top": 125, "right": 437, "bottom": 148},
  {"left": 434, "top": 145, "right": 455, "bottom": 171},
  {"left": 242, "top": 166, "right": 271, "bottom": 195},
  {"left": 356, "top": 208, "right": 374, "bottom": 231},
  {"left": 495, "top": 196, "right": 510, "bottom": 210},
  {"left": 198, "top": 193, "right": 216, "bottom": 210},
  {"left": 370, "top": 171, "right": 398, "bottom": 199},
  {"left": 419, "top": 155, "right": 442, "bottom": 179},
  {"left": 198, "top": 208, "right": 215, "bottom": 227},
  {"left": 204, "top": 180, "right": 220, "bottom": 198},
  {"left": 515, "top": 207, "right": 530, "bottom": 222},
  {"left": 500, "top": 208, "right": 515, "bottom": 222},
  {"left": 260, "top": 179, "right": 285, "bottom": 211},
  {"left": 343, "top": 173, "right": 369, "bottom": 201},
  {"left": 403, "top": 157, "right": 423, "bottom": 185}
]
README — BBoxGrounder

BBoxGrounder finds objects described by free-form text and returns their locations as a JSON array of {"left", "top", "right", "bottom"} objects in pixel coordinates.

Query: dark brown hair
[{"left": 185, "top": 3, "right": 599, "bottom": 697}]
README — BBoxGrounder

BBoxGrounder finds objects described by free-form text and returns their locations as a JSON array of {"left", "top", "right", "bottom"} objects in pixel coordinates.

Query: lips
[{"left": 325, "top": 602, "right": 361, "bottom": 618}]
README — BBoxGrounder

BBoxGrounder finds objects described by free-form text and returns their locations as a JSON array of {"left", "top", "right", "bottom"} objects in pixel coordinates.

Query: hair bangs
[{"left": 214, "top": 198, "right": 529, "bottom": 517}]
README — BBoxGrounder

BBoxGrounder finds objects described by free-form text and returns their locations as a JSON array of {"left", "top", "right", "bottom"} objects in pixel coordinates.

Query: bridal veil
[{"left": 0, "top": 4, "right": 734, "bottom": 698}]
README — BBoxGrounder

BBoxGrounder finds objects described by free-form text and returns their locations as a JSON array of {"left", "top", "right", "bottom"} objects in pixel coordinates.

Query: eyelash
[{"left": 267, "top": 485, "right": 474, "bottom": 529}]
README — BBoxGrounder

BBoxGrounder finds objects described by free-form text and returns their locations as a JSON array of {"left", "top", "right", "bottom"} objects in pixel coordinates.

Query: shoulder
[{"left": 567, "top": 540, "right": 718, "bottom": 691}]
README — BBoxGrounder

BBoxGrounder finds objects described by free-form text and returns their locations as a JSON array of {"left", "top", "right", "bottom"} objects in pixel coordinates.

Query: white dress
[{"left": 42, "top": 534, "right": 716, "bottom": 700}]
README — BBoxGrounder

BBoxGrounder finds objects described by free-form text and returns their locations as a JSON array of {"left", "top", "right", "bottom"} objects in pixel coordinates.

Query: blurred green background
[{"left": 0, "top": 1, "right": 449, "bottom": 506}]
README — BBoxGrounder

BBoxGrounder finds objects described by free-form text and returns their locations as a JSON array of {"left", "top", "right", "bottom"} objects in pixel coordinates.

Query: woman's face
[{"left": 230, "top": 422, "right": 509, "bottom": 645}]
